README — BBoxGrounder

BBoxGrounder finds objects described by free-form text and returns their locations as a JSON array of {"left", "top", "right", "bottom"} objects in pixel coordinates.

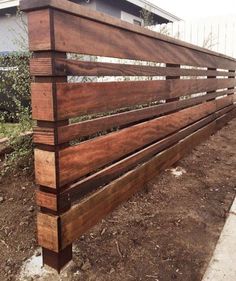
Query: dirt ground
[{"left": 1, "top": 118, "right": 236, "bottom": 281}]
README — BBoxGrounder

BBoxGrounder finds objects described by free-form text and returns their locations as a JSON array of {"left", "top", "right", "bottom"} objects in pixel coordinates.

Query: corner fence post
[
  {"left": 20, "top": 4, "right": 73, "bottom": 272},
  {"left": 33, "top": 46, "right": 73, "bottom": 273}
]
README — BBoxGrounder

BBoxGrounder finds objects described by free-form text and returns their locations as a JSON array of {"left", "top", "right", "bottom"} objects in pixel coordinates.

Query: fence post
[
  {"left": 23, "top": 7, "right": 73, "bottom": 271},
  {"left": 34, "top": 52, "right": 73, "bottom": 272},
  {"left": 166, "top": 63, "right": 180, "bottom": 102},
  {"left": 228, "top": 70, "right": 236, "bottom": 96},
  {"left": 207, "top": 67, "right": 217, "bottom": 100}
]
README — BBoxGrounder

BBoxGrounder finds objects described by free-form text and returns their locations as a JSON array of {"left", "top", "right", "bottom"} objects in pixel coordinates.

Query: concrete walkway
[{"left": 202, "top": 198, "right": 236, "bottom": 281}]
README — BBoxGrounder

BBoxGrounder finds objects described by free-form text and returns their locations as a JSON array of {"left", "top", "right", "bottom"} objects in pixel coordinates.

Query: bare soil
[{"left": 1, "top": 118, "right": 236, "bottom": 281}]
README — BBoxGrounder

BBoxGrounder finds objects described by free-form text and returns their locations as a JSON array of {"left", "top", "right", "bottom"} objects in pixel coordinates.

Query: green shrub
[
  {"left": 0, "top": 52, "right": 31, "bottom": 121},
  {"left": 0, "top": 101, "right": 33, "bottom": 177},
  {"left": 0, "top": 7, "right": 34, "bottom": 177}
]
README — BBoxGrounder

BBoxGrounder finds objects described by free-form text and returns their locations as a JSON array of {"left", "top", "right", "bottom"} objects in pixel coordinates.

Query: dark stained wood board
[
  {"left": 36, "top": 104, "right": 235, "bottom": 211},
  {"left": 30, "top": 58, "right": 236, "bottom": 77},
  {"left": 33, "top": 91, "right": 235, "bottom": 145},
  {"left": 31, "top": 79, "right": 236, "bottom": 121}
]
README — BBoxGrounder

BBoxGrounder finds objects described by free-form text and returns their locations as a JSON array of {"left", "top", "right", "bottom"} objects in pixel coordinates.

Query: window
[{"left": 133, "top": 19, "right": 142, "bottom": 26}]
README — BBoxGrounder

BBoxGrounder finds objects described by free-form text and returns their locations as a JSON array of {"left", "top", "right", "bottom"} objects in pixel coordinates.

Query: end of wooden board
[{"left": 34, "top": 149, "right": 57, "bottom": 189}]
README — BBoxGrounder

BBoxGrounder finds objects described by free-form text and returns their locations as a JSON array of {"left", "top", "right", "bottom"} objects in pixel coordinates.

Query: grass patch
[{"left": 0, "top": 123, "right": 19, "bottom": 139}]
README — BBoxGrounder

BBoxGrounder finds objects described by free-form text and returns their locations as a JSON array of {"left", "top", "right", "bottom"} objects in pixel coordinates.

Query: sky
[{"left": 149, "top": 0, "right": 236, "bottom": 20}]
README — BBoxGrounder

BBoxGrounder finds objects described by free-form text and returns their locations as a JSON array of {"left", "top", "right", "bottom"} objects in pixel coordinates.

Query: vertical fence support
[
  {"left": 228, "top": 70, "right": 236, "bottom": 96},
  {"left": 166, "top": 63, "right": 180, "bottom": 102},
  {"left": 207, "top": 68, "right": 217, "bottom": 100},
  {"left": 23, "top": 8, "right": 73, "bottom": 272},
  {"left": 33, "top": 51, "right": 73, "bottom": 272}
]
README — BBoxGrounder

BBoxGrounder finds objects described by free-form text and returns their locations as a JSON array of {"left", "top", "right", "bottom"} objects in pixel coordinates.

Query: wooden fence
[{"left": 21, "top": 0, "right": 236, "bottom": 272}]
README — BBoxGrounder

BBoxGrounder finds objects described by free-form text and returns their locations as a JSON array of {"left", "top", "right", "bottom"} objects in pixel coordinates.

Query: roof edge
[
  {"left": 0, "top": 0, "right": 19, "bottom": 9},
  {"left": 126, "top": 0, "right": 181, "bottom": 22},
  {"left": 2, "top": 0, "right": 181, "bottom": 21}
]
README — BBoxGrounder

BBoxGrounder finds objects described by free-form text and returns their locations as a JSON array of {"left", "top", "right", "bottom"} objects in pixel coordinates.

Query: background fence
[
  {"left": 21, "top": 0, "right": 236, "bottom": 272},
  {"left": 155, "top": 15, "right": 236, "bottom": 57}
]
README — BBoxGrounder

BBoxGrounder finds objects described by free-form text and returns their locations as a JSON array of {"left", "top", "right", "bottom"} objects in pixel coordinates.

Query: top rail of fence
[{"left": 20, "top": 0, "right": 236, "bottom": 66}]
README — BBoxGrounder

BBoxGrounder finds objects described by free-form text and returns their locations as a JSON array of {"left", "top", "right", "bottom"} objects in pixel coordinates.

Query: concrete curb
[{"left": 202, "top": 198, "right": 236, "bottom": 281}]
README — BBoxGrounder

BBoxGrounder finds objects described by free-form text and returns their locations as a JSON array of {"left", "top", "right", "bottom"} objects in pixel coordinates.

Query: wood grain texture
[
  {"left": 56, "top": 79, "right": 236, "bottom": 119},
  {"left": 53, "top": 10, "right": 236, "bottom": 69},
  {"left": 27, "top": 9, "right": 52, "bottom": 51},
  {"left": 58, "top": 108, "right": 229, "bottom": 203},
  {"left": 35, "top": 108, "right": 236, "bottom": 250},
  {"left": 58, "top": 97, "right": 233, "bottom": 186},
  {"left": 59, "top": 120, "right": 219, "bottom": 250},
  {"left": 36, "top": 104, "right": 235, "bottom": 210},
  {"left": 34, "top": 149, "right": 56, "bottom": 188},
  {"left": 23, "top": 0, "right": 236, "bottom": 269},
  {"left": 30, "top": 58, "right": 236, "bottom": 77},
  {"left": 29, "top": 79, "right": 236, "bottom": 121},
  {"left": 36, "top": 190, "right": 57, "bottom": 211},
  {"left": 33, "top": 126, "right": 56, "bottom": 146},
  {"left": 37, "top": 212, "right": 59, "bottom": 252},
  {"left": 33, "top": 91, "right": 235, "bottom": 145},
  {"left": 31, "top": 83, "right": 54, "bottom": 121},
  {"left": 21, "top": 0, "right": 236, "bottom": 69},
  {"left": 19, "top": 1, "right": 235, "bottom": 63},
  {"left": 31, "top": 57, "right": 54, "bottom": 76},
  {"left": 56, "top": 91, "right": 234, "bottom": 142},
  {"left": 166, "top": 63, "right": 180, "bottom": 103}
]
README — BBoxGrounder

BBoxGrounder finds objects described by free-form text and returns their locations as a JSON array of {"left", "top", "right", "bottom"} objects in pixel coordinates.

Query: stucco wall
[
  {"left": 95, "top": 0, "right": 121, "bottom": 18},
  {"left": 77, "top": 0, "right": 142, "bottom": 22},
  {"left": 0, "top": 13, "right": 28, "bottom": 53},
  {"left": 0, "top": 0, "right": 165, "bottom": 53}
]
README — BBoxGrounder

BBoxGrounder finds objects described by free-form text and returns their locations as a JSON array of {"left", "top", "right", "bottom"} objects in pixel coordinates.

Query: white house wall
[
  {"left": 0, "top": 13, "right": 28, "bottom": 53},
  {"left": 95, "top": 0, "right": 121, "bottom": 18},
  {"left": 121, "top": 10, "right": 143, "bottom": 25}
]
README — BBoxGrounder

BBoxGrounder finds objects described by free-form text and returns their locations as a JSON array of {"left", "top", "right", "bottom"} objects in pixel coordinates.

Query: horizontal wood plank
[
  {"left": 34, "top": 149, "right": 57, "bottom": 188},
  {"left": 31, "top": 83, "right": 55, "bottom": 121},
  {"left": 37, "top": 212, "right": 59, "bottom": 252},
  {"left": 20, "top": 0, "right": 236, "bottom": 68},
  {"left": 59, "top": 120, "right": 220, "bottom": 250},
  {"left": 54, "top": 10, "right": 236, "bottom": 69},
  {"left": 36, "top": 191, "right": 58, "bottom": 211},
  {"left": 22, "top": 0, "right": 236, "bottom": 266},
  {"left": 21, "top": 0, "right": 236, "bottom": 69},
  {"left": 58, "top": 97, "right": 233, "bottom": 186},
  {"left": 36, "top": 104, "right": 235, "bottom": 210},
  {"left": 38, "top": 119, "right": 216, "bottom": 251},
  {"left": 31, "top": 79, "right": 236, "bottom": 121},
  {"left": 36, "top": 108, "right": 236, "bottom": 250},
  {"left": 59, "top": 104, "right": 236, "bottom": 203},
  {"left": 30, "top": 58, "right": 236, "bottom": 77},
  {"left": 27, "top": 9, "right": 52, "bottom": 51},
  {"left": 56, "top": 79, "right": 236, "bottom": 120},
  {"left": 35, "top": 113, "right": 215, "bottom": 210},
  {"left": 33, "top": 90, "right": 235, "bottom": 145},
  {"left": 216, "top": 107, "right": 236, "bottom": 129}
]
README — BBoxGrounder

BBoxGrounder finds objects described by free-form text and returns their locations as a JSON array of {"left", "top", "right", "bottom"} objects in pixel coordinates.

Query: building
[
  {"left": 74, "top": 0, "right": 181, "bottom": 25},
  {"left": 0, "top": 0, "right": 181, "bottom": 54}
]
